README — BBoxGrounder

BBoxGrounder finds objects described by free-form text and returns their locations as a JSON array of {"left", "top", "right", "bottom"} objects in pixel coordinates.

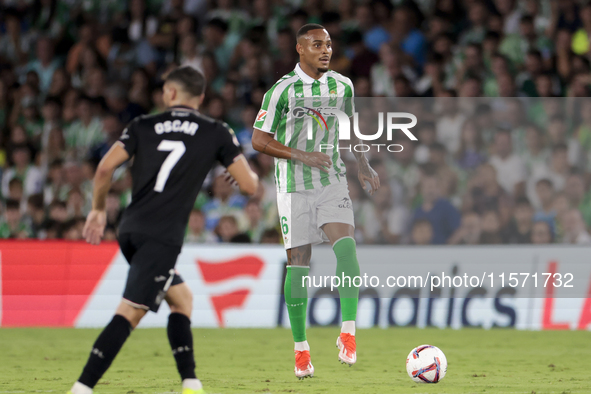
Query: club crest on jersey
[
  {"left": 256, "top": 109, "right": 267, "bottom": 122},
  {"left": 329, "top": 90, "right": 337, "bottom": 99}
]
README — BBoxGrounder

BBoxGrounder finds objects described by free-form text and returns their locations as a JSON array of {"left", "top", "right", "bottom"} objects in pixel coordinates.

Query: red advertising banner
[{"left": 1, "top": 241, "right": 119, "bottom": 327}]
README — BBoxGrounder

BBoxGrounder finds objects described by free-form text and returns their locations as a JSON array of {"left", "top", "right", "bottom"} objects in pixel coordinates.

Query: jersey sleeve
[
  {"left": 118, "top": 118, "right": 140, "bottom": 157},
  {"left": 216, "top": 122, "right": 242, "bottom": 168},
  {"left": 253, "top": 86, "right": 285, "bottom": 134},
  {"left": 344, "top": 79, "right": 355, "bottom": 118}
]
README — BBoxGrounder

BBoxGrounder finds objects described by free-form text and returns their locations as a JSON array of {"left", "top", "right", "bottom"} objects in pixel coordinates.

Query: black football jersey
[{"left": 117, "top": 105, "right": 241, "bottom": 246}]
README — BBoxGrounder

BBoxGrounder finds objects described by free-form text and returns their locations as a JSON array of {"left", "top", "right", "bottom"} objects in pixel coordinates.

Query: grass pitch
[{"left": 0, "top": 327, "right": 588, "bottom": 394}]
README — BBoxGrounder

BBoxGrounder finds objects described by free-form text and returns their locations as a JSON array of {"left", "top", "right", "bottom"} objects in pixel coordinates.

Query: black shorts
[{"left": 118, "top": 232, "right": 184, "bottom": 312}]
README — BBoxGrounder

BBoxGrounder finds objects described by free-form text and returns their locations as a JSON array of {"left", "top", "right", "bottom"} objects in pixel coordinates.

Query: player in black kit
[{"left": 67, "top": 67, "right": 259, "bottom": 394}]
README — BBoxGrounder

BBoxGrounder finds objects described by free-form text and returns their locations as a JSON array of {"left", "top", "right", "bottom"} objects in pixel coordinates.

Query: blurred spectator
[
  {"left": 1, "top": 0, "right": 591, "bottom": 245},
  {"left": 456, "top": 118, "right": 486, "bottom": 171},
  {"left": 414, "top": 121, "right": 436, "bottom": 164},
  {"left": 480, "top": 210, "right": 504, "bottom": 244},
  {"left": 24, "top": 36, "right": 61, "bottom": 93},
  {"left": 435, "top": 95, "right": 465, "bottom": 156},
  {"left": 489, "top": 129, "right": 526, "bottom": 196},
  {"left": 2, "top": 145, "right": 44, "bottom": 200},
  {"left": 531, "top": 220, "right": 553, "bottom": 244},
  {"left": 62, "top": 218, "right": 83, "bottom": 240},
  {"left": 7, "top": 178, "right": 24, "bottom": 203},
  {"left": 186, "top": 209, "right": 216, "bottom": 243},
  {"left": 364, "top": 184, "right": 409, "bottom": 244},
  {"left": 560, "top": 209, "right": 591, "bottom": 244},
  {"left": 0, "top": 199, "right": 31, "bottom": 238},
  {"left": 64, "top": 96, "right": 104, "bottom": 159},
  {"left": 104, "top": 84, "right": 145, "bottom": 125},
  {"left": 448, "top": 211, "right": 482, "bottom": 245},
  {"left": 89, "top": 113, "right": 123, "bottom": 163},
  {"left": 260, "top": 228, "right": 281, "bottom": 244},
  {"left": 428, "top": 144, "right": 458, "bottom": 198},
  {"left": 410, "top": 218, "right": 433, "bottom": 245},
  {"left": 244, "top": 199, "right": 266, "bottom": 243},
  {"left": 533, "top": 178, "right": 556, "bottom": 232},
  {"left": 24, "top": 193, "right": 45, "bottom": 237},
  {"left": 411, "top": 172, "right": 460, "bottom": 244},
  {"left": 105, "top": 190, "right": 121, "bottom": 228},
  {"left": 504, "top": 198, "right": 534, "bottom": 244},
  {"left": 202, "top": 173, "right": 247, "bottom": 231},
  {"left": 528, "top": 143, "right": 571, "bottom": 204},
  {"left": 215, "top": 215, "right": 240, "bottom": 242},
  {"left": 48, "top": 200, "right": 68, "bottom": 224}
]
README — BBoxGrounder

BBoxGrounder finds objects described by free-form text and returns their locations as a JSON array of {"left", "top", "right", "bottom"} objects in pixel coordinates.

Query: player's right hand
[
  {"left": 296, "top": 151, "right": 332, "bottom": 173},
  {"left": 83, "top": 210, "right": 107, "bottom": 245}
]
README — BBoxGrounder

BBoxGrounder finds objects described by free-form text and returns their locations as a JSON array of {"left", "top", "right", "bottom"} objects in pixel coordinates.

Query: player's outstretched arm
[
  {"left": 226, "top": 154, "right": 259, "bottom": 196},
  {"left": 252, "top": 128, "right": 332, "bottom": 173},
  {"left": 83, "top": 142, "right": 129, "bottom": 245}
]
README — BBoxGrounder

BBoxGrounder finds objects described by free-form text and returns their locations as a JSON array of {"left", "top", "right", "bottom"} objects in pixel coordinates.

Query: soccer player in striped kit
[{"left": 252, "top": 24, "right": 380, "bottom": 379}]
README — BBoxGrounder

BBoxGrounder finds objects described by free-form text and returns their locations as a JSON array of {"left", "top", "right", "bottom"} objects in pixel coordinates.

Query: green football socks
[
  {"left": 284, "top": 265, "right": 309, "bottom": 342},
  {"left": 333, "top": 237, "right": 360, "bottom": 322}
]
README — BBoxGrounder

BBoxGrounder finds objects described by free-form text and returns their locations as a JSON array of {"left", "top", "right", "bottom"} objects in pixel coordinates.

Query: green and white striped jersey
[{"left": 254, "top": 63, "right": 354, "bottom": 193}]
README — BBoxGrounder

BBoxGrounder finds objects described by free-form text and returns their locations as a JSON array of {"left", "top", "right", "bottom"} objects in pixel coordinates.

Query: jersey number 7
[{"left": 154, "top": 140, "right": 186, "bottom": 192}]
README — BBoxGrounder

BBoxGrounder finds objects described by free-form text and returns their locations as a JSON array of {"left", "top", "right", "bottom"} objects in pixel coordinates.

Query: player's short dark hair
[
  {"left": 296, "top": 23, "right": 326, "bottom": 40},
  {"left": 165, "top": 67, "right": 206, "bottom": 97}
]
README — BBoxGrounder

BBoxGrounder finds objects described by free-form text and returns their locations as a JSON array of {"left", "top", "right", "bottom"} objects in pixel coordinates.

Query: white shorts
[{"left": 276, "top": 182, "right": 355, "bottom": 249}]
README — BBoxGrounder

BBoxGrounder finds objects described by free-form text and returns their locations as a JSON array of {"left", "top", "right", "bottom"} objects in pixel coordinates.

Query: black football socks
[
  {"left": 78, "top": 314, "right": 133, "bottom": 388},
  {"left": 167, "top": 312, "right": 197, "bottom": 380}
]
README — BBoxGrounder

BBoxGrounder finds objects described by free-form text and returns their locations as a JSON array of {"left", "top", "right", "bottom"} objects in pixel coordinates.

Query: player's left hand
[
  {"left": 358, "top": 159, "right": 380, "bottom": 196},
  {"left": 83, "top": 210, "right": 107, "bottom": 245}
]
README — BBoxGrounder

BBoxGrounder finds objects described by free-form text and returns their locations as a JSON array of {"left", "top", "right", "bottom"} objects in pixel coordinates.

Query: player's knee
[
  {"left": 168, "top": 287, "right": 193, "bottom": 317},
  {"left": 116, "top": 301, "right": 148, "bottom": 329}
]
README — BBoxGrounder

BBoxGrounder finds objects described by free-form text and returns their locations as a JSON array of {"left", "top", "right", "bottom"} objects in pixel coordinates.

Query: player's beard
[{"left": 318, "top": 66, "right": 329, "bottom": 73}]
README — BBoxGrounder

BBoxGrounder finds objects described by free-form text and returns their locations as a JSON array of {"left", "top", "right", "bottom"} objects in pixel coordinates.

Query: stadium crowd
[{"left": 1, "top": 0, "right": 591, "bottom": 245}]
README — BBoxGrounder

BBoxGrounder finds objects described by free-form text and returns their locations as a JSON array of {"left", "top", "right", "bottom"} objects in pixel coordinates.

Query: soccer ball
[{"left": 406, "top": 345, "right": 447, "bottom": 383}]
